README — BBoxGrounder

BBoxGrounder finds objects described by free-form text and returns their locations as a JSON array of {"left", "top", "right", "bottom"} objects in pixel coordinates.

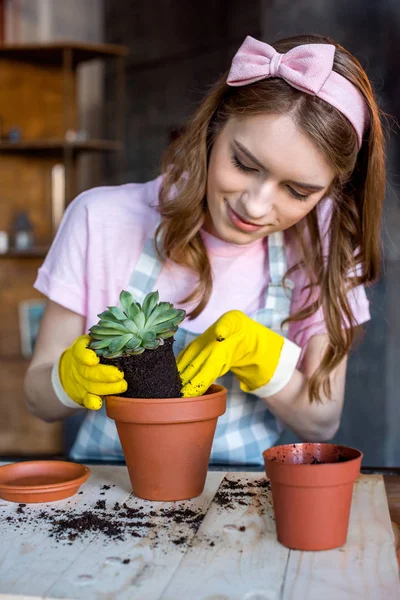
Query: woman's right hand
[{"left": 59, "top": 334, "right": 127, "bottom": 410}]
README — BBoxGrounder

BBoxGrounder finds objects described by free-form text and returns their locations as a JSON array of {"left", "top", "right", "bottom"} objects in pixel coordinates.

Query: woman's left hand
[{"left": 176, "top": 310, "right": 301, "bottom": 397}]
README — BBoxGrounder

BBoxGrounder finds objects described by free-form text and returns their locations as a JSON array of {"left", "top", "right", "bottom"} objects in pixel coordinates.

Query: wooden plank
[
  {"left": 1, "top": 468, "right": 398, "bottom": 599},
  {"left": 0, "top": 596, "right": 73, "bottom": 600},
  {"left": 384, "top": 475, "right": 400, "bottom": 526},
  {"left": 0, "top": 596, "right": 45, "bottom": 600},
  {"left": 0, "top": 59, "right": 76, "bottom": 139},
  {"left": 282, "top": 475, "right": 400, "bottom": 600},
  {"left": 45, "top": 471, "right": 225, "bottom": 600},
  {"left": 161, "top": 472, "right": 289, "bottom": 600},
  {"left": 0, "top": 465, "right": 131, "bottom": 596}
]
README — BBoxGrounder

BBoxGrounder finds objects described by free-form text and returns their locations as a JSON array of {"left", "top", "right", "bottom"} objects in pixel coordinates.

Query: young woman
[{"left": 25, "top": 34, "right": 385, "bottom": 465}]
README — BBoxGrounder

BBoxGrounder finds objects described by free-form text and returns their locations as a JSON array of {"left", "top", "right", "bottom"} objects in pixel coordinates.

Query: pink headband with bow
[{"left": 227, "top": 36, "right": 369, "bottom": 147}]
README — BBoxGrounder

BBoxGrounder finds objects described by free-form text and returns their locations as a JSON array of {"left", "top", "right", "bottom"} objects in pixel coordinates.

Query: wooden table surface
[
  {"left": 384, "top": 475, "right": 400, "bottom": 524},
  {"left": 0, "top": 464, "right": 399, "bottom": 600}
]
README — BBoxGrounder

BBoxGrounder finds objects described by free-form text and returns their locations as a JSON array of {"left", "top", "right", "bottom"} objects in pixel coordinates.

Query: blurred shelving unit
[{"left": 0, "top": 41, "right": 127, "bottom": 456}]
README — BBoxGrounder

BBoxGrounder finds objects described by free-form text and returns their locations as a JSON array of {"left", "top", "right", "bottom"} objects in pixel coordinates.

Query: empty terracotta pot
[
  {"left": 263, "top": 443, "right": 363, "bottom": 551},
  {"left": 106, "top": 384, "right": 227, "bottom": 501}
]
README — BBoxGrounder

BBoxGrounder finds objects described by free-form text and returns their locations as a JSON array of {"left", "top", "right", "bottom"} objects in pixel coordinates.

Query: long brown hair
[{"left": 156, "top": 34, "right": 386, "bottom": 402}]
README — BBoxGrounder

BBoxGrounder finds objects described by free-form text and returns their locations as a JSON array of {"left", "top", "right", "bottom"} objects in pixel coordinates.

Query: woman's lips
[{"left": 226, "top": 202, "right": 265, "bottom": 233}]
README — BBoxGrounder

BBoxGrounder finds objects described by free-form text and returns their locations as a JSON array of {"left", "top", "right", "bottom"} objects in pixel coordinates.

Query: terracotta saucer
[{"left": 0, "top": 460, "right": 91, "bottom": 503}]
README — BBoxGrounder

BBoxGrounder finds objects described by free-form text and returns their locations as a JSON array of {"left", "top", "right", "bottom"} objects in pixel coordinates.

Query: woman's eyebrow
[
  {"left": 233, "top": 139, "right": 326, "bottom": 192},
  {"left": 286, "top": 179, "right": 325, "bottom": 192}
]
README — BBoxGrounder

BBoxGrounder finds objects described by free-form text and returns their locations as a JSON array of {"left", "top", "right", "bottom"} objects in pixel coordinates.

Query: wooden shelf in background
[
  {"left": 0, "top": 41, "right": 128, "bottom": 67},
  {"left": 0, "top": 246, "right": 49, "bottom": 258},
  {"left": 0, "top": 139, "right": 122, "bottom": 155}
]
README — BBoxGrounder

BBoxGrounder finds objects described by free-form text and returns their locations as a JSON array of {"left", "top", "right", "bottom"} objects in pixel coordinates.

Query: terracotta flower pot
[
  {"left": 106, "top": 384, "right": 227, "bottom": 501},
  {"left": 263, "top": 443, "right": 363, "bottom": 551}
]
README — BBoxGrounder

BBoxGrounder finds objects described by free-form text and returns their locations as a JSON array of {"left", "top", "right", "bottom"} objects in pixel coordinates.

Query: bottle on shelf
[
  {"left": 12, "top": 211, "right": 34, "bottom": 251},
  {"left": 0, "top": 230, "right": 9, "bottom": 254}
]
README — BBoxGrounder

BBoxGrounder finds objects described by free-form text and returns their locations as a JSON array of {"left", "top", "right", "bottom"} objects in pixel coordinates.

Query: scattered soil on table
[
  {"left": 0, "top": 489, "right": 206, "bottom": 550},
  {"left": 0, "top": 476, "right": 273, "bottom": 552},
  {"left": 193, "top": 476, "right": 272, "bottom": 548},
  {"left": 16, "top": 503, "right": 26, "bottom": 514},
  {"left": 213, "top": 477, "right": 271, "bottom": 512}
]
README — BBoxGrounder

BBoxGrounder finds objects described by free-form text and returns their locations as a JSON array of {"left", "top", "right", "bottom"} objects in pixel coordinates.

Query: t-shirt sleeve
[{"left": 34, "top": 192, "right": 89, "bottom": 316}]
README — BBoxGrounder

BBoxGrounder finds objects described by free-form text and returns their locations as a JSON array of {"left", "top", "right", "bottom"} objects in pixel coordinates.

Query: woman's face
[{"left": 205, "top": 113, "right": 336, "bottom": 244}]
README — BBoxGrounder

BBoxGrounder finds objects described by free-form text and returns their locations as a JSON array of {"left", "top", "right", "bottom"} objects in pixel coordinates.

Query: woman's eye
[
  {"left": 231, "top": 154, "right": 257, "bottom": 173},
  {"left": 287, "top": 186, "right": 309, "bottom": 202}
]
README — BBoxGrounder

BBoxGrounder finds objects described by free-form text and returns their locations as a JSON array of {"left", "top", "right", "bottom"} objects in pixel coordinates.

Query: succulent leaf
[
  {"left": 126, "top": 336, "right": 142, "bottom": 350},
  {"left": 120, "top": 290, "right": 133, "bottom": 314},
  {"left": 132, "top": 312, "right": 146, "bottom": 330},
  {"left": 90, "top": 326, "right": 121, "bottom": 337},
  {"left": 107, "top": 306, "right": 126, "bottom": 321},
  {"left": 97, "top": 320, "right": 130, "bottom": 333},
  {"left": 156, "top": 330, "right": 175, "bottom": 339},
  {"left": 145, "top": 307, "right": 177, "bottom": 328},
  {"left": 90, "top": 338, "right": 118, "bottom": 350},
  {"left": 142, "top": 291, "right": 159, "bottom": 316},
  {"left": 88, "top": 290, "right": 186, "bottom": 357},
  {"left": 127, "top": 347, "right": 145, "bottom": 356},
  {"left": 122, "top": 319, "right": 139, "bottom": 334},
  {"left": 108, "top": 334, "right": 133, "bottom": 354},
  {"left": 143, "top": 339, "right": 160, "bottom": 349},
  {"left": 127, "top": 303, "right": 141, "bottom": 320},
  {"left": 142, "top": 331, "right": 156, "bottom": 343},
  {"left": 97, "top": 309, "right": 121, "bottom": 323}
]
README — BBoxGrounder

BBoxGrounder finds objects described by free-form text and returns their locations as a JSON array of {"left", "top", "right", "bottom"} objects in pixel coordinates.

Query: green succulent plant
[{"left": 88, "top": 290, "right": 186, "bottom": 359}]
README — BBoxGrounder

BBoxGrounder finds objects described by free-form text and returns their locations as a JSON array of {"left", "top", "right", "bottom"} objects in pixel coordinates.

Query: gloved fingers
[
  {"left": 214, "top": 310, "right": 245, "bottom": 340},
  {"left": 72, "top": 363, "right": 128, "bottom": 396},
  {"left": 83, "top": 393, "right": 103, "bottom": 410},
  {"left": 78, "top": 363, "right": 125, "bottom": 383},
  {"left": 84, "top": 378, "right": 128, "bottom": 397},
  {"left": 178, "top": 341, "right": 215, "bottom": 386},
  {"left": 181, "top": 376, "right": 211, "bottom": 398},
  {"left": 181, "top": 354, "right": 227, "bottom": 397},
  {"left": 176, "top": 337, "right": 208, "bottom": 375},
  {"left": 180, "top": 343, "right": 229, "bottom": 395},
  {"left": 72, "top": 335, "right": 100, "bottom": 367},
  {"left": 69, "top": 394, "right": 84, "bottom": 407}
]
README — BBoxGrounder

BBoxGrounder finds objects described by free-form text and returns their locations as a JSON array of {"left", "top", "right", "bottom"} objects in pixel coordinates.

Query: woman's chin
[{"left": 219, "top": 224, "right": 259, "bottom": 245}]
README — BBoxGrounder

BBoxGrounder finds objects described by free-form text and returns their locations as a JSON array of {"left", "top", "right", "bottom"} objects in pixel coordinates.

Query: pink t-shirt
[{"left": 34, "top": 175, "right": 370, "bottom": 361}]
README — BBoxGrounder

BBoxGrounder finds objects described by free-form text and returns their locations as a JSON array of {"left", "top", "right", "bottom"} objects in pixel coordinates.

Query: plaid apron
[{"left": 70, "top": 229, "right": 294, "bottom": 465}]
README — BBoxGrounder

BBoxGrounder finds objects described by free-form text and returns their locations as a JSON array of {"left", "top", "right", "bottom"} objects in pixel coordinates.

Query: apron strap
[
  {"left": 260, "top": 231, "right": 294, "bottom": 334},
  {"left": 126, "top": 231, "right": 163, "bottom": 304}
]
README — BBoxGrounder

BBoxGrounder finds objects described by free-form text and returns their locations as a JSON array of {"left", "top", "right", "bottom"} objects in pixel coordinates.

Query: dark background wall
[{"left": 104, "top": 0, "right": 400, "bottom": 466}]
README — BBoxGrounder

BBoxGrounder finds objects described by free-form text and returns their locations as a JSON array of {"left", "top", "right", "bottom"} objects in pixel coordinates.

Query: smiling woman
[
  {"left": 203, "top": 113, "right": 335, "bottom": 243},
  {"left": 26, "top": 33, "right": 385, "bottom": 466}
]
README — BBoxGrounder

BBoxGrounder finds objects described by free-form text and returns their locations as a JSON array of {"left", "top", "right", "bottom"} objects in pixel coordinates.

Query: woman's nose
[{"left": 242, "top": 183, "right": 275, "bottom": 220}]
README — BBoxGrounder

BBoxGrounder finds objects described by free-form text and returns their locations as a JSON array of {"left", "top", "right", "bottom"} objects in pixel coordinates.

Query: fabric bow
[{"left": 227, "top": 36, "right": 336, "bottom": 96}]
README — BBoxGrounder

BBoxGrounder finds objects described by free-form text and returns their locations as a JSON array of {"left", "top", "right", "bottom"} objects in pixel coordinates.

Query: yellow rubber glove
[
  {"left": 177, "top": 310, "right": 301, "bottom": 398},
  {"left": 58, "top": 334, "right": 128, "bottom": 410}
]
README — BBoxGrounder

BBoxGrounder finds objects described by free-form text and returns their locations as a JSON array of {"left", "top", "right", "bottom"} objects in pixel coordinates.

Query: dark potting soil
[
  {"left": 1, "top": 493, "right": 208, "bottom": 550},
  {"left": 1, "top": 477, "right": 273, "bottom": 552},
  {"left": 310, "top": 455, "right": 349, "bottom": 464},
  {"left": 100, "top": 337, "right": 182, "bottom": 398},
  {"left": 213, "top": 476, "right": 271, "bottom": 511}
]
